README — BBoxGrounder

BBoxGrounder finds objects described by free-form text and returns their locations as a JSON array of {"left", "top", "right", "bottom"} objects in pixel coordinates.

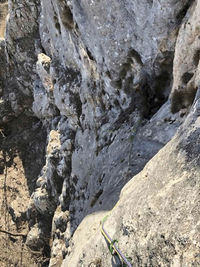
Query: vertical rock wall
[{"left": 0, "top": 0, "right": 199, "bottom": 266}]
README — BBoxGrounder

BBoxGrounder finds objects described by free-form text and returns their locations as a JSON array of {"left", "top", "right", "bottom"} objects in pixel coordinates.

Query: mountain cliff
[{"left": 0, "top": 0, "right": 199, "bottom": 266}]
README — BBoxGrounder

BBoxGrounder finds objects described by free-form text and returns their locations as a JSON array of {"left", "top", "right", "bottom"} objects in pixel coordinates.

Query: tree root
[{"left": 0, "top": 228, "right": 27, "bottom": 237}]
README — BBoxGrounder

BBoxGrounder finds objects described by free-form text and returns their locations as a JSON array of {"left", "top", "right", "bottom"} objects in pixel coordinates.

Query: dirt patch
[
  {"left": 0, "top": 153, "right": 37, "bottom": 266},
  {"left": 0, "top": 2, "right": 8, "bottom": 38},
  {"left": 0, "top": 115, "right": 48, "bottom": 266}
]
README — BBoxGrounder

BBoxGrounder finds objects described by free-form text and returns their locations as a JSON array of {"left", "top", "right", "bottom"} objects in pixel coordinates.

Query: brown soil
[
  {"left": 0, "top": 2, "right": 8, "bottom": 38},
  {"left": 0, "top": 115, "right": 48, "bottom": 266}
]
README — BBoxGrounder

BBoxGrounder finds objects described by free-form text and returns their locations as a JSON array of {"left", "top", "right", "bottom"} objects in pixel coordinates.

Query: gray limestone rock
[
  {"left": 1, "top": 0, "right": 199, "bottom": 266},
  {"left": 62, "top": 88, "right": 200, "bottom": 267},
  {"left": 5, "top": 0, "right": 41, "bottom": 114}
]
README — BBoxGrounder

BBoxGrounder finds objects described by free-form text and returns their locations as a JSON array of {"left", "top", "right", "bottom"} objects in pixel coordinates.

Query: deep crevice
[
  {"left": 176, "top": 0, "right": 195, "bottom": 24},
  {"left": 193, "top": 49, "right": 200, "bottom": 67},
  {"left": 182, "top": 72, "right": 194, "bottom": 84}
]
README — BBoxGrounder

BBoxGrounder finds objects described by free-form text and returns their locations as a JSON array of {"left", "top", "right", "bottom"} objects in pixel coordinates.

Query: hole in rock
[
  {"left": 176, "top": 0, "right": 195, "bottom": 24},
  {"left": 86, "top": 47, "right": 94, "bottom": 61},
  {"left": 90, "top": 189, "right": 103, "bottom": 207},
  {"left": 182, "top": 72, "right": 194, "bottom": 84},
  {"left": 61, "top": 4, "right": 74, "bottom": 29},
  {"left": 193, "top": 49, "right": 200, "bottom": 67}
]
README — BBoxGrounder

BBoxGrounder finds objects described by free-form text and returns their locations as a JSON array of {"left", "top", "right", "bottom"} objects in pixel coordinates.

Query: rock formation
[{"left": 0, "top": 0, "right": 199, "bottom": 266}]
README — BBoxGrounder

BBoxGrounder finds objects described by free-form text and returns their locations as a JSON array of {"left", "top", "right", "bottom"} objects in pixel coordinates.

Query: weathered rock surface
[
  {"left": 63, "top": 88, "right": 200, "bottom": 266},
  {"left": 171, "top": 0, "right": 200, "bottom": 113},
  {"left": 5, "top": 0, "right": 41, "bottom": 115},
  {"left": 0, "top": 0, "right": 199, "bottom": 266}
]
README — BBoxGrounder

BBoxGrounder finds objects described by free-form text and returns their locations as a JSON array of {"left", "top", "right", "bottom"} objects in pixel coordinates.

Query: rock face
[
  {"left": 63, "top": 89, "right": 200, "bottom": 266},
  {"left": 171, "top": 0, "right": 200, "bottom": 113},
  {"left": 0, "top": 0, "right": 199, "bottom": 266}
]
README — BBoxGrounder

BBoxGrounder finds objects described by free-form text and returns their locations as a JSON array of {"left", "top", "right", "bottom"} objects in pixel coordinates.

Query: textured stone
[
  {"left": 1, "top": 0, "right": 199, "bottom": 265},
  {"left": 171, "top": 0, "right": 200, "bottom": 113},
  {"left": 26, "top": 224, "right": 46, "bottom": 251},
  {"left": 32, "top": 53, "right": 58, "bottom": 119},
  {"left": 5, "top": 0, "right": 41, "bottom": 115},
  {"left": 0, "top": 39, "right": 6, "bottom": 97},
  {"left": 62, "top": 89, "right": 200, "bottom": 267}
]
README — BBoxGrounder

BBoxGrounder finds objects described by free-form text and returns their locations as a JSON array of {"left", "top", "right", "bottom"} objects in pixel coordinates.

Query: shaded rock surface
[{"left": 0, "top": 0, "right": 199, "bottom": 266}]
